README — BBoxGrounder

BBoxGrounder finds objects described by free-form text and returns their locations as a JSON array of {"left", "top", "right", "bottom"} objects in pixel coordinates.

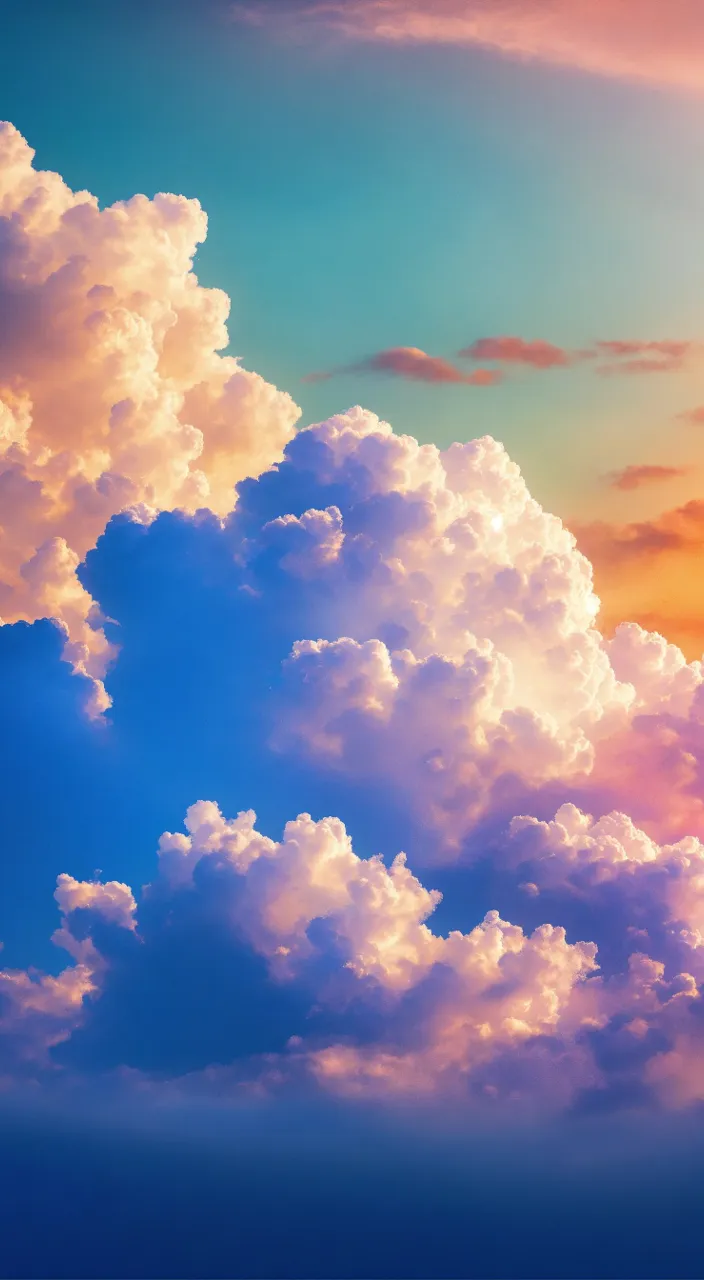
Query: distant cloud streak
[
  {"left": 231, "top": 0, "right": 704, "bottom": 94},
  {"left": 305, "top": 346, "right": 500, "bottom": 386},
  {"left": 607, "top": 464, "right": 692, "bottom": 492},
  {"left": 460, "top": 335, "right": 699, "bottom": 376},
  {"left": 679, "top": 406, "right": 704, "bottom": 425},
  {"left": 575, "top": 502, "right": 704, "bottom": 566},
  {"left": 592, "top": 340, "right": 695, "bottom": 375},
  {"left": 307, "top": 335, "right": 700, "bottom": 388},
  {"left": 459, "top": 336, "right": 571, "bottom": 369}
]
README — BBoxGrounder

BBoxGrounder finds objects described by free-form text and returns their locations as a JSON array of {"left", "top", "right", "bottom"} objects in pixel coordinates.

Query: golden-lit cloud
[{"left": 0, "top": 122, "right": 300, "bottom": 712}]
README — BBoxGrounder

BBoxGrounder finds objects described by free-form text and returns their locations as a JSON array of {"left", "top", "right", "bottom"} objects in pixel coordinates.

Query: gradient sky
[
  {"left": 5, "top": 4, "right": 704, "bottom": 1277},
  {"left": 4, "top": 0, "right": 704, "bottom": 526}
]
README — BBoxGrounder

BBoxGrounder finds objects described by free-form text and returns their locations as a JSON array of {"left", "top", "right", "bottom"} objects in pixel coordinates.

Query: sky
[{"left": 4, "top": 1, "right": 704, "bottom": 1276}]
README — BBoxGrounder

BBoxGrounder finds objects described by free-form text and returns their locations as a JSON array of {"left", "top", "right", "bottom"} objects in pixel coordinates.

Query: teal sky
[{"left": 3, "top": 0, "right": 704, "bottom": 520}]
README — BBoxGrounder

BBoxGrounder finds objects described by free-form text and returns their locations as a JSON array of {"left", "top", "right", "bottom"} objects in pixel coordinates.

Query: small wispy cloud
[
  {"left": 460, "top": 335, "right": 700, "bottom": 376},
  {"left": 591, "top": 340, "right": 695, "bottom": 376},
  {"left": 606, "top": 463, "right": 692, "bottom": 492},
  {"left": 304, "top": 346, "right": 500, "bottom": 385},
  {"left": 678, "top": 406, "right": 704, "bottom": 425},
  {"left": 230, "top": 0, "right": 704, "bottom": 94},
  {"left": 459, "top": 336, "right": 572, "bottom": 369}
]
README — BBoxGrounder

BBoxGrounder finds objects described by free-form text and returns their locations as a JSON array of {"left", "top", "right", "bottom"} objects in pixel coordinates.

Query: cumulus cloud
[
  {"left": 4, "top": 399, "right": 704, "bottom": 1109},
  {"left": 66, "top": 400, "right": 704, "bottom": 858},
  {"left": 231, "top": 0, "right": 704, "bottom": 94},
  {"left": 4, "top": 406, "right": 704, "bottom": 1112},
  {"left": 7, "top": 120, "right": 704, "bottom": 1117},
  {"left": 0, "top": 863, "right": 141, "bottom": 1076},
  {"left": 277, "top": 636, "right": 598, "bottom": 853},
  {"left": 0, "top": 962, "right": 96, "bottom": 1076},
  {"left": 2, "top": 801, "right": 608, "bottom": 1104},
  {"left": 304, "top": 346, "right": 499, "bottom": 386},
  {"left": 0, "top": 122, "right": 300, "bottom": 712},
  {"left": 7, "top": 795, "right": 704, "bottom": 1110},
  {"left": 208, "top": 405, "right": 704, "bottom": 851},
  {"left": 507, "top": 802, "right": 704, "bottom": 965}
]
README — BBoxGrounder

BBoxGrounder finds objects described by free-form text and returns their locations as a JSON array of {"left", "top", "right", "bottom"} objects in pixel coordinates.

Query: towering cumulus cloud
[
  {"left": 4, "top": 126, "right": 704, "bottom": 1114},
  {"left": 201, "top": 406, "right": 702, "bottom": 854},
  {"left": 0, "top": 123, "right": 300, "bottom": 711}
]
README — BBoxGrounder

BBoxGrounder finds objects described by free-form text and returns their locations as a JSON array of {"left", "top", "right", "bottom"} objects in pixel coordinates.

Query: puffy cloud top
[{"left": 0, "top": 122, "right": 300, "bottom": 711}]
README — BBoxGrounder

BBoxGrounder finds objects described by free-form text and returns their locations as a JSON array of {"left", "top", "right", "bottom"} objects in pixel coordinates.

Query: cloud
[
  {"left": 6, "top": 793, "right": 704, "bottom": 1110},
  {"left": 276, "top": 635, "right": 599, "bottom": 854},
  {"left": 678, "top": 406, "right": 704, "bottom": 425},
  {"left": 67, "top": 402, "right": 704, "bottom": 863},
  {"left": 459, "top": 336, "right": 572, "bottom": 369},
  {"left": 592, "top": 340, "right": 695, "bottom": 376},
  {"left": 305, "top": 335, "right": 701, "bottom": 394},
  {"left": 571, "top": 503, "right": 704, "bottom": 663},
  {"left": 606, "top": 465, "right": 691, "bottom": 492},
  {"left": 231, "top": 0, "right": 704, "bottom": 94},
  {"left": 0, "top": 122, "right": 300, "bottom": 712},
  {"left": 305, "top": 346, "right": 499, "bottom": 386},
  {"left": 54, "top": 874, "right": 137, "bottom": 934},
  {"left": 595, "top": 340, "right": 692, "bottom": 361},
  {"left": 461, "top": 335, "right": 699, "bottom": 376},
  {"left": 507, "top": 802, "right": 704, "bottom": 967},
  {"left": 2, "top": 800, "right": 606, "bottom": 1103},
  {"left": 7, "top": 121, "right": 704, "bottom": 1116},
  {"left": 574, "top": 502, "right": 704, "bottom": 568},
  {"left": 4, "top": 420, "right": 704, "bottom": 1112},
  {"left": 0, "top": 962, "right": 96, "bottom": 1075}
]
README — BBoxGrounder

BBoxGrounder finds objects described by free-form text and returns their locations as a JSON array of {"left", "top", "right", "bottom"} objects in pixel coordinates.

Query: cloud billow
[
  {"left": 0, "top": 122, "right": 299, "bottom": 714},
  {"left": 5, "top": 128, "right": 704, "bottom": 1114}
]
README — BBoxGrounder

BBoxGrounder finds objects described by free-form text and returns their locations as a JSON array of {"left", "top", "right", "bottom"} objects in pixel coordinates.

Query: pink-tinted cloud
[
  {"left": 232, "top": 1, "right": 704, "bottom": 94},
  {"left": 607, "top": 464, "right": 692, "bottom": 492},
  {"left": 571, "top": 500, "right": 704, "bottom": 663},
  {"left": 305, "top": 346, "right": 499, "bottom": 386},
  {"left": 592, "top": 340, "right": 696, "bottom": 376},
  {"left": 459, "top": 336, "right": 571, "bottom": 369},
  {"left": 306, "top": 334, "right": 702, "bottom": 394},
  {"left": 575, "top": 501, "right": 704, "bottom": 566},
  {"left": 459, "top": 335, "right": 699, "bottom": 376},
  {"left": 679, "top": 405, "right": 704, "bottom": 425},
  {"left": 596, "top": 341, "right": 692, "bottom": 360}
]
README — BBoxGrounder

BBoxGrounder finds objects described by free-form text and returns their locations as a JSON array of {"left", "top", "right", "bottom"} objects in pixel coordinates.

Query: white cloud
[{"left": 0, "top": 122, "right": 300, "bottom": 712}]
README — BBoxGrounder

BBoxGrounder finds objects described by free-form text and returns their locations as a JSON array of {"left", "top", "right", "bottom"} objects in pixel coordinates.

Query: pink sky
[{"left": 234, "top": 0, "right": 704, "bottom": 92}]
